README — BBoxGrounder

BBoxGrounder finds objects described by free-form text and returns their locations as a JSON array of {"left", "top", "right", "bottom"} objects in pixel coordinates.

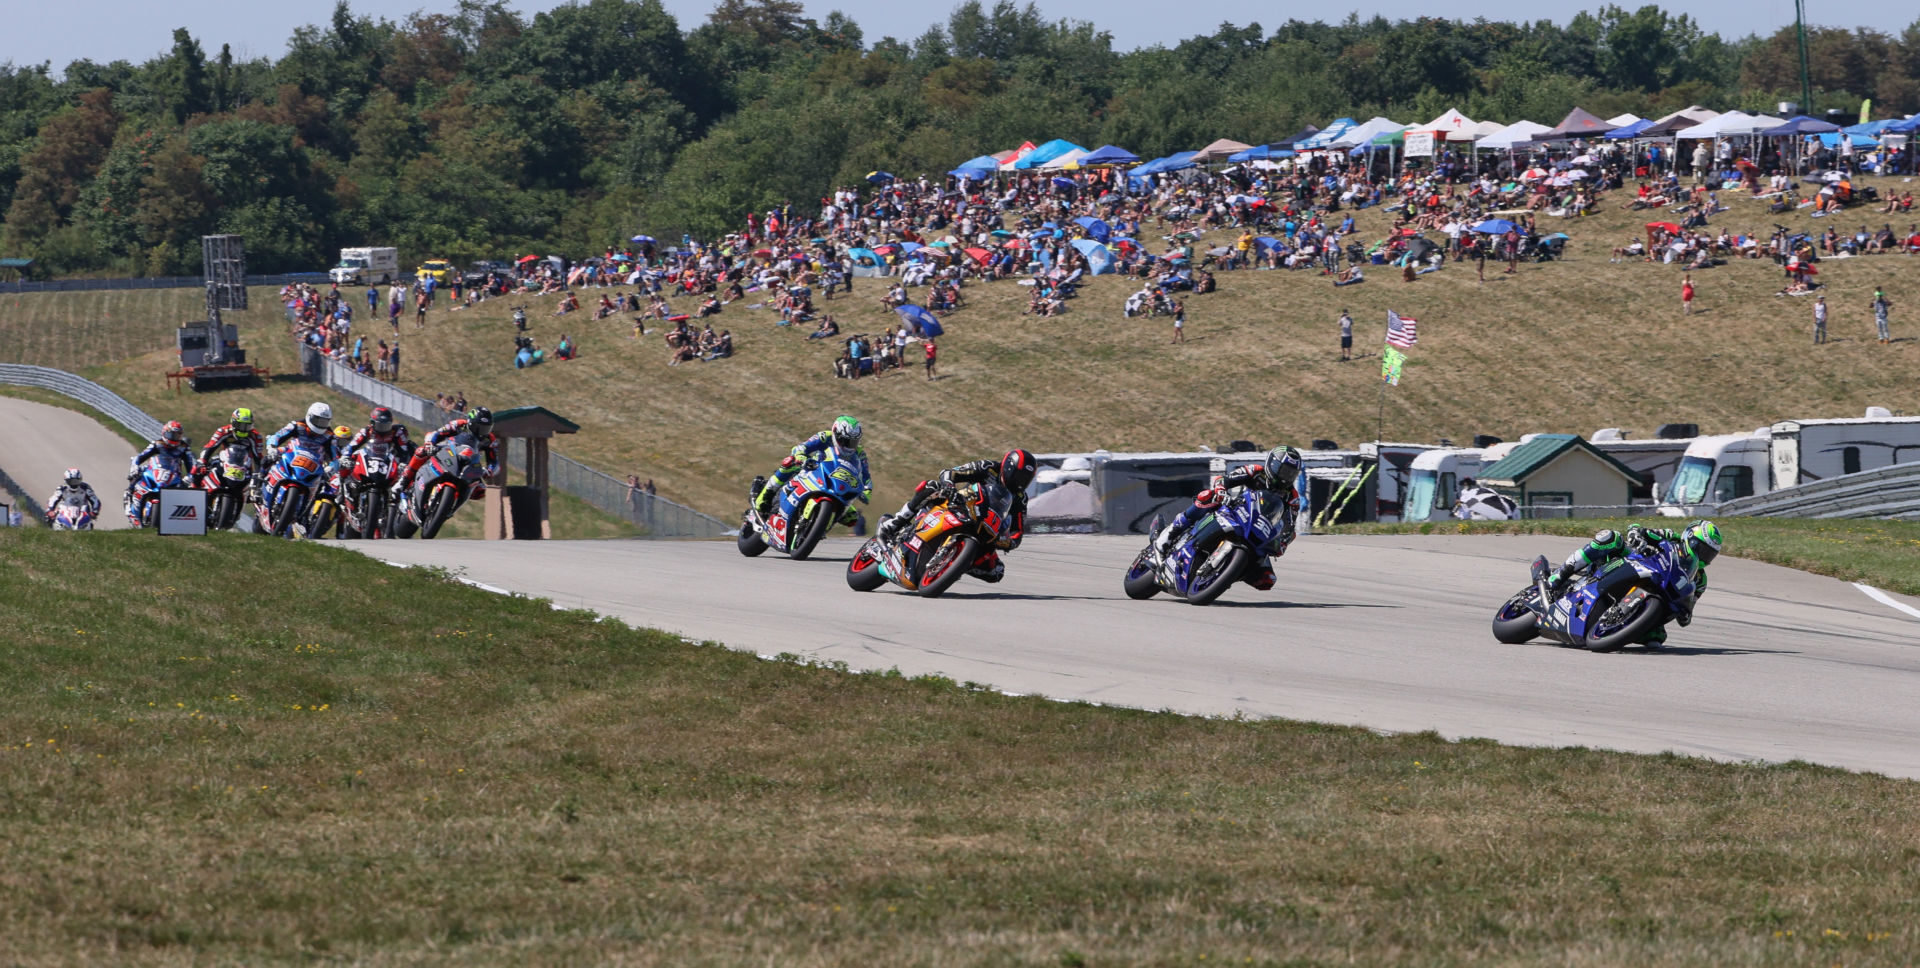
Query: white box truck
[
  {"left": 330, "top": 247, "right": 399, "bottom": 285},
  {"left": 1658, "top": 410, "right": 1920, "bottom": 515}
]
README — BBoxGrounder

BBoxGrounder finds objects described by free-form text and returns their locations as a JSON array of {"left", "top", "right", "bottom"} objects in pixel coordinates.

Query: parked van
[
  {"left": 330, "top": 247, "right": 399, "bottom": 285},
  {"left": 1401, "top": 448, "right": 1484, "bottom": 522}
]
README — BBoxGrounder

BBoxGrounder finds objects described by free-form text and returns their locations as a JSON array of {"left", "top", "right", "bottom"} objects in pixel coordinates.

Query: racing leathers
[
  {"left": 340, "top": 423, "right": 416, "bottom": 476},
  {"left": 754, "top": 431, "right": 873, "bottom": 522},
  {"left": 1551, "top": 525, "right": 1709, "bottom": 644},
  {"left": 126, "top": 438, "right": 198, "bottom": 504},
  {"left": 1154, "top": 464, "right": 1300, "bottom": 591},
  {"left": 396, "top": 418, "right": 500, "bottom": 495},
  {"left": 199, "top": 423, "right": 268, "bottom": 487},
  {"left": 880, "top": 459, "right": 1027, "bottom": 582},
  {"left": 44, "top": 482, "right": 101, "bottom": 522}
]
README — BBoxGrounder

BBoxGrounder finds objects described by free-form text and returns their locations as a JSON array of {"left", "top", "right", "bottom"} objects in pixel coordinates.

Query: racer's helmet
[
  {"left": 305, "top": 402, "right": 333, "bottom": 434},
  {"left": 369, "top": 407, "right": 394, "bottom": 434},
  {"left": 465, "top": 407, "right": 493, "bottom": 435},
  {"left": 1684, "top": 519, "right": 1722, "bottom": 567},
  {"left": 333, "top": 425, "right": 353, "bottom": 442},
  {"left": 63, "top": 467, "right": 83, "bottom": 485},
  {"left": 998, "top": 449, "right": 1037, "bottom": 492},
  {"left": 231, "top": 407, "right": 253, "bottom": 435},
  {"left": 832, "top": 415, "right": 862, "bottom": 453},
  {"left": 161, "top": 421, "right": 186, "bottom": 444},
  {"left": 1264, "top": 446, "right": 1303, "bottom": 493}
]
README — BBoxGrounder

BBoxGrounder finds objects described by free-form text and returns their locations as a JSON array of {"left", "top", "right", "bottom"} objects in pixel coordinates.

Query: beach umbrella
[
  {"left": 873, "top": 243, "right": 901, "bottom": 255},
  {"left": 1471, "top": 219, "right": 1517, "bottom": 234},
  {"left": 1050, "top": 177, "right": 1077, "bottom": 191},
  {"left": 990, "top": 229, "right": 1014, "bottom": 239},
  {"left": 1520, "top": 167, "right": 1548, "bottom": 180},
  {"left": 896, "top": 304, "right": 943, "bottom": 336},
  {"left": 1002, "top": 239, "right": 1029, "bottom": 250},
  {"left": 516, "top": 254, "right": 540, "bottom": 264},
  {"left": 866, "top": 171, "right": 895, "bottom": 183},
  {"left": 630, "top": 235, "right": 655, "bottom": 244},
  {"left": 1645, "top": 221, "right": 1682, "bottom": 234},
  {"left": 962, "top": 247, "right": 992, "bottom": 265}
]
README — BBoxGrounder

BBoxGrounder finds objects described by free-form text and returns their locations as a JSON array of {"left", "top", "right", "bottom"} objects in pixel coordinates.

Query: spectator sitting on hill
[
  {"left": 808, "top": 315, "right": 840, "bottom": 340},
  {"left": 697, "top": 294, "right": 722, "bottom": 318},
  {"left": 702, "top": 330, "right": 733, "bottom": 361},
  {"left": 594, "top": 295, "right": 618, "bottom": 319},
  {"left": 880, "top": 283, "right": 907, "bottom": 311},
  {"left": 553, "top": 291, "right": 580, "bottom": 316},
  {"left": 556, "top": 334, "right": 576, "bottom": 360}
]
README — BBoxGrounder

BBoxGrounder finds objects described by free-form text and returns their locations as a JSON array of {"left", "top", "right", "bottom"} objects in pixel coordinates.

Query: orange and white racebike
[{"left": 845, "top": 477, "right": 1015, "bottom": 597}]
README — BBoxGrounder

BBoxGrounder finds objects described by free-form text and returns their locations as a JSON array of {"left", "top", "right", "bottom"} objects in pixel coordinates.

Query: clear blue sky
[{"left": 2, "top": 0, "right": 1913, "bottom": 76}]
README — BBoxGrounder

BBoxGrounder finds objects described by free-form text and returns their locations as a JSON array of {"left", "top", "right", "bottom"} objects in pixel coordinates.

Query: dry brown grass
[{"left": 4, "top": 179, "right": 1917, "bottom": 519}]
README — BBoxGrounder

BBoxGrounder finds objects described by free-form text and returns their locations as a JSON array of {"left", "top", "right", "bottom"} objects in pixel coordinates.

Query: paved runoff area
[
  {"left": 358, "top": 533, "right": 1920, "bottom": 779},
  {"left": 0, "top": 396, "right": 135, "bottom": 529}
]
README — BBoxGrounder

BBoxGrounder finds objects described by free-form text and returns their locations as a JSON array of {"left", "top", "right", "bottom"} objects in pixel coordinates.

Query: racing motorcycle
[
  {"left": 339, "top": 440, "right": 402, "bottom": 539},
  {"left": 738, "top": 454, "right": 866, "bottom": 561},
  {"left": 1490, "top": 532, "right": 1699, "bottom": 652},
  {"left": 200, "top": 442, "right": 255, "bottom": 530},
  {"left": 846, "top": 478, "right": 1014, "bottom": 597},
  {"left": 304, "top": 467, "right": 345, "bottom": 540},
  {"left": 1123, "top": 487, "right": 1300, "bottom": 606},
  {"left": 127, "top": 453, "right": 192, "bottom": 528},
  {"left": 257, "top": 439, "right": 331, "bottom": 538},
  {"left": 49, "top": 492, "right": 97, "bottom": 531},
  {"left": 391, "top": 433, "right": 487, "bottom": 540}
]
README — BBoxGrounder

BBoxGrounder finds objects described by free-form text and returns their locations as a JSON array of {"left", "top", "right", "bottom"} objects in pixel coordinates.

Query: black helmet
[
  {"left": 370, "top": 407, "right": 394, "bottom": 434},
  {"left": 466, "top": 407, "right": 493, "bottom": 434},
  {"left": 999, "top": 448, "right": 1037, "bottom": 492},
  {"left": 1264, "top": 446, "right": 1303, "bottom": 488}
]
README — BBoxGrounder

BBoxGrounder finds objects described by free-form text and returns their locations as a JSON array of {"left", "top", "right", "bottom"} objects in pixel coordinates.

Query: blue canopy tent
[
  {"left": 1296, "top": 119, "right": 1355, "bottom": 150},
  {"left": 1070, "top": 239, "right": 1116, "bottom": 275},
  {"left": 1080, "top": 145, "right": 1140, "bottom": 166},
  {"left": 1073, "top": 216, "right": 1111, "bottom": 243},
  {"left": 1815, "top": 132, "right": 1881, "bottom": 148},
  {"left": 1886, "top": 115, "right": 1920, "bottom": 133},
  {"left": 1759, "top": 116, "right": 1841, "bottom": 136},
  {"left": 949, "top": 154, "right": 999, "bottom": 178},
  {"left": 1227, "top": 145, "right": 1270, "bottom": 162},
  {"left": 1134, "top": 150, "right": 1200, "bottom": 176},
  {"left": 1604, "top": 119, "right": 1654, "bottom": 140},
  {"left": 1014, "top": 139, "right": 1087, "bottom": 169},
  {"left": 1846, "top": 120, "right": 1898, "bottom": 137},
  {"left": 1270, "top": 125, "right": 1320, "bottom": 150},
  {"left": 896, "top": 304, "right": 944, "bottom": 337}
]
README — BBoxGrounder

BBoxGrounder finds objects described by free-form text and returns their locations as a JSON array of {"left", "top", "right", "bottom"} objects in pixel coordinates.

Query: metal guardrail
[
  {"left": 297, "top": 344, "right": 727, "bottom": 538},
  {"left": 1716, "top": 462, "right": 1920, "bottom": 519},
  {"left": 0, "top": 363, "right": 164, "bottom": 440},
  {"left": 0, "top": 272, "right": 330, "bottom": 295}
]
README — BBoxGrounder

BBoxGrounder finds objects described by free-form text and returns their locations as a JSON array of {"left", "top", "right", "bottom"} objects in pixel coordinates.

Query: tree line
[{"left": 1, "top": 0, "right": 1917, "bottom": 276}]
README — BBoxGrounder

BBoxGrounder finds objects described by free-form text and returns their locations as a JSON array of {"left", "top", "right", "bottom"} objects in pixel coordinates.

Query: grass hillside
[
  {"left": 3, "top": 177, "right": 1917, "bottom": 516},
  {"left": 5, "top": 525, "right": 1920, "bottom": 963}
]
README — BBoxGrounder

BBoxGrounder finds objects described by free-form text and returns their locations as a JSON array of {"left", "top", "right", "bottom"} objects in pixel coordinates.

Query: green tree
[{"left": 158, "top": 28, "right": 213, "bottom": 124}]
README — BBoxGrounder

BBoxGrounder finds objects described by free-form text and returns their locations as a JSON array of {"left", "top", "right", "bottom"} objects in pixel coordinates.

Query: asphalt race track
[
  {"left": 0, "top": 396, "right": 135, "bottom": 529},
  {"left": 358, "top": 532, "right": 1920, "bottom": 779}
]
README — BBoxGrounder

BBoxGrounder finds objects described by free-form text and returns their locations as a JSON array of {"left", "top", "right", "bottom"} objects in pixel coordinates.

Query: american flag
[{"left": 1386, "top": 310, "right": 1419, "bottom": 349}]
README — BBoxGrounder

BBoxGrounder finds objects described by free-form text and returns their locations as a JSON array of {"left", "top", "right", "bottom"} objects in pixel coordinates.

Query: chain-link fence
[
  {"left": 298, "top": 346, "right": 727, "bottom": 538},
  {"left": 0, "top": 363, "right": 164, "bottom": 440},
  {"left": 1, "top": 272, "right": 330, "bottom": 295}
]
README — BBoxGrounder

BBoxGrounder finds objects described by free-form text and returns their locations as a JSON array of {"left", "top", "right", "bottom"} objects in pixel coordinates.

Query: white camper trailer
[
  {"left": 1401, "top": 448, "right": 1484, "bottom": 522},
  {"left": 1659, "top": 411, "right": 1920, "bottom": 515}
]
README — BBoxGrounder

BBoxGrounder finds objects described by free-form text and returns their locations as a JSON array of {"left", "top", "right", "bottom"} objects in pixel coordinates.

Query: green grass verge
[
  {"left": 2, "top": 526, "right": 1918, "bottom": 964},
  {"left": 1328, "top": 517, "right": 1920, "bottom": 597}
]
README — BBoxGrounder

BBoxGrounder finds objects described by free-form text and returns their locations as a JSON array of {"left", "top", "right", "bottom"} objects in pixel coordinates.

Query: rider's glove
[{"left": 1194, "top": 488, "right": 1223, "bottom": 508}]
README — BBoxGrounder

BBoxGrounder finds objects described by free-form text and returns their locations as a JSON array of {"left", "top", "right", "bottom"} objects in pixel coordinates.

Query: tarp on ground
[
  {"left": 1329, "top": 117, "right": 1405, "bottom": 149},
  {"left": 1070, "top": 239, "right": 1116, "bottom": 275},
  {"left": 1014, "top": 139, "right": 1087, "bottom": 169},
  {"left": 1041, "top": 147, "right": 1091, "bottom": 170},
  {"left": 1080, "top": 144, "right": 1140, "bottom": 165},
  {"left": 1474, "top": 120, "right": 1552, "bottom": 149},
  {"left": 1759, "top": 115, "right": 1841, "bottom": 136},
  {"left": 1073, "top": 216, "right": 1111, "bottom": 242},
  {"left": 1297, "top": 118, "right": 1356, "bottom": 149},
  {"left": 1192, "top": 138, "right": 1255, "bottom": 161},
  {"left": 1604, "top": 119, "right": 1655, "bottom": 140},
  {"left": 1531, "top": 107, "right": 1613, "bottom": 141},
  {"left": 896, "top": 304, "right": 943, "bottom": 336}
]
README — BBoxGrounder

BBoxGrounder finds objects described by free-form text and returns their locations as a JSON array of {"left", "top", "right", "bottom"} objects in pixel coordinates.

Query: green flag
[{"left": 1381, "top": 345, "right": 1406, "bottom": 386}]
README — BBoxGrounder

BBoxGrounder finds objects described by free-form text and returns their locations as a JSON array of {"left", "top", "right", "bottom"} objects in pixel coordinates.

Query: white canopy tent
[
  {"left": 1328, "top": 117, "right": 1406, "bottom": 149},
  {"left": 1447, "top": 119, "right": 1506, "bottom": 142},
  {"left": 1474, "top": 120, "right": 1551, "bottom": 150},
  {"left": 1675, "top": 111, "right": 1786, "bottom": 139},
  {"left": 1418, "top": 108, "right": 1475, "bottom": 133},
  {"left": 1039, "top": 148, "right": 1090, "bottom": 170},
  {"left": 1605, "top": 113, "right": 1642, "bottom": 127}
]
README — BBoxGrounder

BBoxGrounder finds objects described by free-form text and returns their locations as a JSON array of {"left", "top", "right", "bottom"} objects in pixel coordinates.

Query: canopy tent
[
  {"left": 1604, "top": 119, "right": 1655, "bottom": 140},
  {"left": 1531, "top": 107, "right": 1613, "bottom": 141},
  {"left": 1192, "top": 138, "right": 1255, "bottom": 161},
  {"left": 1079, "top": 144, "right": 1140, "bottom": 166},
  {"left": 949, "top": 154, "right": 1000, "bottom": 178},
  {"left": 1816, "top": 132, "right": 1880, "bottom": 148},
  {"left": 1073, "top": 216, "right": 1111, "bottom": 243},
  {"left": 1228, "top": 144, "right": 1295, "bottom": 162},
  {"left": 1417, "top": 108, "right": 1475, "bottom": 133},
  {"left": 1040, "top": 147, "right": 1091, "bottom": 170},
  {"left": 1605, "top": 113, "right": 1642, "bottom": 127},
  {"left": 1270, "top": 124, "right": 1320, "bottom": 149},
  {"left": 1132, "top": 151, "right": 1200, "bottom": 175},
  {"left": 1328, "top": 117, "right": 1405, "bottom": 149},
  {"left": 1446, "top": 120, "right": 1505, "bottom": 142},
  {"left": 1886, "top": 115, "right": 1920, "bottom": 133},
  {"left": 1655, "top": 105, "right": 1719, "bottom": 123},
  {"left": 1070, "top": 239, "right": 1116, "bottom": 275},
  {"left": 896, "top": 305, "right": 943, "bottom": 337},
  {"left": 1675, "top": 111, "right": 1786, "bottom": 139},
  {"left": 1296, "top": 118, "right": 1356, "bottom": 150},
  {"left": 1759, "top": 116, "right": 1840, "bottom": 137},
  {"left": 1474, "top": 120, "right": 1551, "bottom": 150},
  {"left": 1846, "top": 119, "right": 1899, "bottom": 137},
  {"left": 1014, "top": 139, "right": 1087, "bottom": 169},
  {"left": 1636, "top": 110, "right": 1718, "bottom": 138}
]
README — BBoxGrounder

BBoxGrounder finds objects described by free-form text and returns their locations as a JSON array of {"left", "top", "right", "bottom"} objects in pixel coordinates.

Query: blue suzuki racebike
[
  {"left": 1491, "top": 534, "right": 1698, "bottom": 652},
  {"left": 260, "top": 439, "right": 331, "bottom": 538},
  {"left": 1123, "top": 487, "right": 1300, "bottom": 606},
  {"left": 739, "top": 453, "right": 867, "bottom": 561}
]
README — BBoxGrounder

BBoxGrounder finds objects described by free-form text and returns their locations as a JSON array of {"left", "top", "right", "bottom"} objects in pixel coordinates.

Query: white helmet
[
  {"left": 63, "top": 467, "right": 83, "bottom": 484},
  {"left": 305, "top": 402, "right": 333, "bottom": 434}
]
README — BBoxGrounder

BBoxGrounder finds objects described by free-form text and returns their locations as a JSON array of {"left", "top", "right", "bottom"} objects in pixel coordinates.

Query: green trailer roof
[{"left": 1478, "top": 433, "right": 1643, "bottom": 487}]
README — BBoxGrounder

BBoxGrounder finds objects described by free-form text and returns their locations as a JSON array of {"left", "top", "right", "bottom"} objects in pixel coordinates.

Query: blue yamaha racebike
[
  {"left": 1491, "top": 534, "right": 1698, "bottom": 652},
  {"left": 739, "top": 453, "right": 867, "bottom": 561},
  {"left": 1123, "top": 488, "right": 1300, "bottom": 605}
]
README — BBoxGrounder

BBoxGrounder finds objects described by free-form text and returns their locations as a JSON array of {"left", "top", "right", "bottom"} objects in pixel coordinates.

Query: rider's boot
[
  {"left": 1644, "top": 625, "right": 1668, "bottom": 648},
  {"left": 1244, "top": 556, "right": 1277, "bottom": 590},
  {"left": 968, "top": 551, "right": 1005, "bottom": 583}
]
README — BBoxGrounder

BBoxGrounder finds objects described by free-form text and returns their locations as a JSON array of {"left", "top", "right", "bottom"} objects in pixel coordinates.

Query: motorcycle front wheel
[
  {"left": 845, "top": 541, "right": 886, "bottom": 591},
  {"left": 1584, "top": 590, "right": 1668, "bottom": 652},
  {"left": 787, "top": 499, "right": 837, "bottom": 561},
  {"left": 1122, "top": 549, "right": 1161, "bottom": 600},
  {"left": 418, "top": 488, "right": 453, "bottom": 539},
  {"left": 1491, "top": 588, "right": 1542, "bottom": 644},
  {"left": 1185, "top": 543, "right": 1248, "bottom": 606},
  {"left": 916, "top": 534, "right": 979, "bottom": 598}
]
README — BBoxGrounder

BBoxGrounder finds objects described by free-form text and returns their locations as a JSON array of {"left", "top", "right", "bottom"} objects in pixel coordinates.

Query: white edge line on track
[{"left": 1853, "top": 582, "right": 1920, "bottom": 621}]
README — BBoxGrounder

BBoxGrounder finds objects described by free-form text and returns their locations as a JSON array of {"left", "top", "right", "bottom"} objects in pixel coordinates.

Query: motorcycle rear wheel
[
  {"left": 1491, "top": 588, "right": 1542, "bottom": 644},
  {"left": 1123, "top": 549, "right": 1162, "bottom": 600},
  {"left": 846, "top": 541, "right": 886, "bottom": 591},
  {"left": 1185, "top": 544, "right": 1248, "bottom": 606},
  {"left": 916, "top": 534, "right": 979, "bottom": 598},
  {"left": 1584, "top": 591, "right": 1668, "bottom": 652}
]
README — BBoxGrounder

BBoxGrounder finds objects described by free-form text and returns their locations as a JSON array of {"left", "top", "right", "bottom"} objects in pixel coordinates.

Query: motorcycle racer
[
  {"left": 340, "top": 407, "right": 415, "bottom": 466},
  {"left": 753, "top": 416, "right": 872, "bottom": 522},
  {"left": 1549, "top": 520, "right": 1720, "bottom": 644},
  {"left": 396, "top": 407, "right": 500, "bottom": 496},
  {"left": 877, "top": 448, "right": 1036, "bottom": 582},
  {"left": 45, "top": 468, "right": 100, "bottom": 523},
  {"left": 267, "top": 402, "right": 338, "bottom": 454},
  {"left": 197, "top": 407, "right": 267, "bottom": 481},
  {"left": 125, "top": 421, "right": 198, "bottom": 506},
  {"left": 1151, "top": 447, "right": 1305, "bottom": 591}
]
